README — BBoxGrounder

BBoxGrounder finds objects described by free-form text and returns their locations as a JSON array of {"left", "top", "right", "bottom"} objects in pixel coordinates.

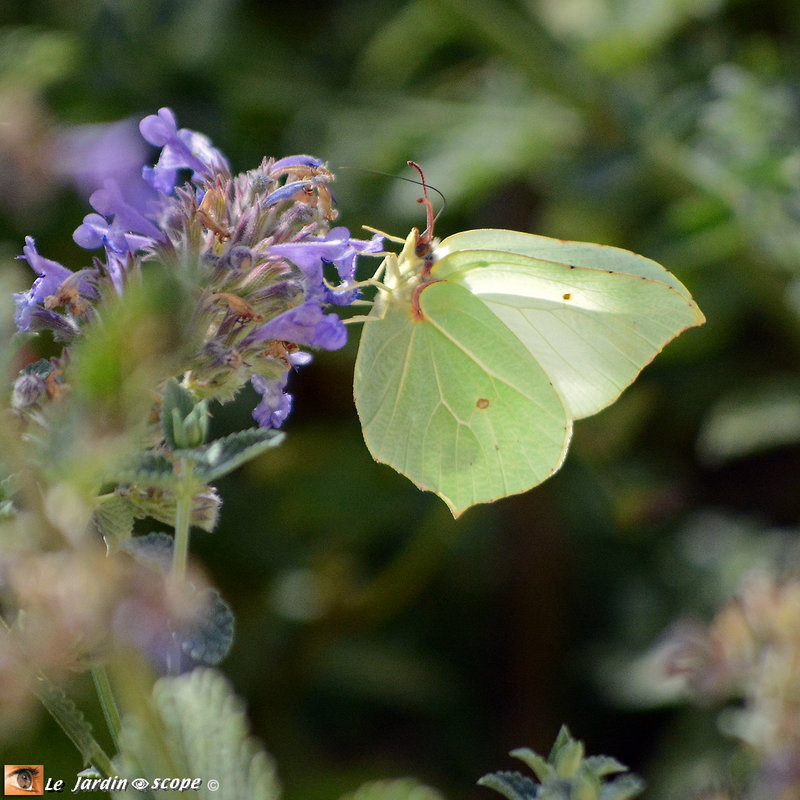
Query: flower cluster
[
  {"left": 658, "top": 569, "right": 800, "bottom": 795},
  {"left": 13, "top": 107, "right": 383, "bottom": 427}
]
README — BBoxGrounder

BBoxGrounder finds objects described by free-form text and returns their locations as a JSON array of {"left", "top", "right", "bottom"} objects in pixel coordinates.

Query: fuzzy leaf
[
  {"left": 599, "top": 775, "right": 646, "bottom": 800},
  {"left": 113, "top": 668, "right": 279, "bottom": 800},
  {"left": 509, "top": 748, "right": 554, "bottom": 783},
  {"left": 477, "top": 772, "right": 539, "bottom": 800},
  {"left": 181, "top": 589, "right": 235, "bottom": 666},
  {"left": 161, "top": 379, "right": 195, "bottom": 444},
  {"left": 121, "top": 537, "right": 235, "bottom": 667},
  {"left": 340, "top": 777, "right": 446, "bottom": 800},
  {"left": 92, "top": 493, "right": 136, "bottom": 552},
  {"left": 480, "top": 728, "right": 643, "bottom": 800},
  {"left": 180, "top": 428, "right": 284, "bottom": 482},
  {"left": 583, "top": 756, "right": 628, "bottom": 778},
  {"left": 122, "top": 531, "right": 175, "bottom": 571},
  {"left": 123, "top": 485, "right": 220, "bottom": 533},
  {"left": 112, "top": 453, "right": 184, "bottom": 490},
  {"left": 34, "top": 676, "right": 110, "bottom": 772}
]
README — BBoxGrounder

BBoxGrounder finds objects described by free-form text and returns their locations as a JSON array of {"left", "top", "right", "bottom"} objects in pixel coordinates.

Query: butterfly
[{"left": 353, "top": 164, "right": 705, "bottom": 516}]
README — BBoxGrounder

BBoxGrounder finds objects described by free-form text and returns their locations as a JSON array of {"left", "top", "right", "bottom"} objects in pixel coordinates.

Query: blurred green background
[{"left": 3, "top": 0, "right": 800, "bottom": 797}]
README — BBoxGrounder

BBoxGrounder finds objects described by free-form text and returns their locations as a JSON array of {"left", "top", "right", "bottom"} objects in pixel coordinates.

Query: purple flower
[
  {"left": 251, "top": 373, "right": 292, "bottom": 428},
  {"left": 88, "top": 179, "right": 163, "bottom": 242},
  {"left": 271, "top": 155, "right": 324, "bottom": 171},
  {"left": 53, "top": 118, "right": 152, "bottom": 205},
  {"left": 102, "top": 245, "right": 132, "bottom": 295},
  {"left": 324, "top": 230, "right": 385, "bottom": 305},
  {"left": 262, "top": 180, "right": 316, "bottom": 209},
  {"left": 268, "top": 228, "right": 384, "bottom": 305},
  {"left": 14, "top": 237, "right": 98, "bottom": 334},
  {"left": 139, "top": 108, "right": 229, "bottom": 194},
  {"left": 73, "top": 210, "right": 155, "bottom": 255},
  {"left": 269, "top": 227, "right": 352, "bottom": 278},
  {"left": 244, "top": 302, "right": 347, "bottom": 351}
]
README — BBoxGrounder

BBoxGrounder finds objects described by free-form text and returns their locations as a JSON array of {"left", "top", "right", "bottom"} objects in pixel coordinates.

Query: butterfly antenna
[
  {"left": 337, "top": 163, "right": 447, "bottom": 235},
  {"left": 407, "top": 161, "right": 437, "bottom": 254}
]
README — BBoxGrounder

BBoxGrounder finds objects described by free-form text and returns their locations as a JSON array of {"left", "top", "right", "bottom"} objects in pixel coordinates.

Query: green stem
[
  {"left": 91, "top": 666, "right": 122, "bottom": 753},
  {"left": 168, "top": 458, "right": 194, "bottom": 674},
  {"left": 172, "top": 458, "right": 194, "bottom": 583}
]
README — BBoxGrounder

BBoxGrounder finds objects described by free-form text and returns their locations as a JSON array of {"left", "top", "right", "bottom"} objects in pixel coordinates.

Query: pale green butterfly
[{"left": 352, "top": 164, "right": 705, "bottom": 517}]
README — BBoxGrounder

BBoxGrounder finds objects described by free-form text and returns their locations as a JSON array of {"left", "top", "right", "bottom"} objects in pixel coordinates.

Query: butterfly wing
[
  {"left": 438, "top": 228, "right": 698, "bottom": 301},
  {"left": 354, "top": 280, "right": 571, "bottom": 516},
  {"left": 431, "top": 232, "right": 705, "bottom": 420}
]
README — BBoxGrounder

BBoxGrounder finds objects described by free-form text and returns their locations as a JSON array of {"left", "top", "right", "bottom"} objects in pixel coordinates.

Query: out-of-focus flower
[
  {"left": 52, "top": 118, "right": 151, "bottom": 203},
  {"left": 655, "top": 569, "right": 800, "bottom": 797},
  {"left": 2, "top": 546, "right": 218, "bottom": 676}
]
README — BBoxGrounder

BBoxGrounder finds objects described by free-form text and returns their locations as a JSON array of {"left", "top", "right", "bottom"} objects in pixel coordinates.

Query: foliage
[
  {"left": 479, "top": 726, "right": 643, "bottom": 800},
  {"left": 112, "top": 669, "right": 281, "bottom": 800}
]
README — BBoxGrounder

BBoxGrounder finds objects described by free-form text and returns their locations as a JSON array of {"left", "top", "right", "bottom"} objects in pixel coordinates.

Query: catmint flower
[
  {"left": 85, "top": 179, "right": 163, "bottom": 243},
  {"left": 53, "top": 118, "right": 151, "bottom": 201},
  {"left": 244, "top": 302, "right": 347, "bottom": 352},
  {"left": 73, "top": 211, "right": 155, "bottom": 255},
  {"left": 139, "top": 107, "right": 229, "bottom": 194},
  {"left": 14, "top": 107, "right": 382, "bottom": 430},
  {"left": 251, "top": 373, "right": 292, "bottom": 429},
  {"left": 14, "top": 237, "right": 98, "bottom": 338},
  {"left": 250, "top": 348, "right": 311, "bottom": 430}
]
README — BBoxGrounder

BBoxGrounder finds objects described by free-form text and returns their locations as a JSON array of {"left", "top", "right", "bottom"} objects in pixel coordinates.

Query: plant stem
[
  {"left": 172, "top": 458, "right": 194, "bottom": 583},
  {"left": 167, "top": 458, "right": 194, "bottom": 674},
  {"left": 91, "top": 666, "right": 122, "bottom": 753}
]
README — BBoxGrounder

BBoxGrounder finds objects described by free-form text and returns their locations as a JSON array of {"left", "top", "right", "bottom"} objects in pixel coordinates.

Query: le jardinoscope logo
[{"left": 4, "top": 765, "right": 212, "bottom": 795}]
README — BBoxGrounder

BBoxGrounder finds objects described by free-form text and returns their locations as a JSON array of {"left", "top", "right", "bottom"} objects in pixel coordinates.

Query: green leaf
[
  {"left": 180, "top": 589, "right": 235, "bottom": 666},
  {"left": 33, "top": 676, "right": 112, "bottom": 774},
  {"left": 599, "top": 775, "right": 646, "bottom": 800},
  {"left": 479, "top": 727, "right": 644, "bottom": 800},
  {"left": 92, "top": 493, "right": 136, "bottom": 553},
  {"left": 162, "top": 379, "right": 209, "bottom": 449},
  {"left": 509, "top": 748, "right": 554, "bottom": 783},
  {"left": 583, "top": 756, "right": 628, "bottom": 778},
  {"left": 112, "top": 453, "right": 182, "bottom": 491},
  {"left": 355, "top": 228, "right": 704, "bottom": 516},
  {"left": 113, "top": 668, "right": 280, "bottom": 800},
  {"left": 123, "top": 485, "right": 221, "bottom": 533},
  {"left": 477, "top": 772, "right": 539, "bottom": 800},
  {"left": 180, "top": 428, "right": 285, "bottom": 482},
  {"left": 552, "top": 738, "right": 584, "bottom": 778},
  {"left": 163, "top": 379, "right": 196, "bottom": 425}
]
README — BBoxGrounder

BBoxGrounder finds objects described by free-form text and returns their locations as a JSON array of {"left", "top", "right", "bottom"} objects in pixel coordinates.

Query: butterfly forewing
[
  {"left": 432, "top": 245, "right": 704, "bottom": 420},
  {"left": 437, "top": 228, "right": 699, "bottom": 301}
]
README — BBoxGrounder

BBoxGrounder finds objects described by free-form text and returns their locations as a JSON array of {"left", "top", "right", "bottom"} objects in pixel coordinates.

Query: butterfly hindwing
[{"left": 354, "top": 279, "right": 571, "bottom": 516}]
